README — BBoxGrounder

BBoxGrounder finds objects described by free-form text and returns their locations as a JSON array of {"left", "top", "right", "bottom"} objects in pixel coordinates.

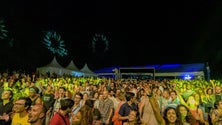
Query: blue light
[
  {"left": 183, "top": 74, "right": 192, "bottom": 80},
  {"left": 71, "top": 71, "right": 84, "bottom": 77}
]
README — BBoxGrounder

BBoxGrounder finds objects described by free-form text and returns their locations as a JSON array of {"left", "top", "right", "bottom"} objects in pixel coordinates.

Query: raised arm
[{"left": 149, "top": 96, "right": 165, "bottom": 125}]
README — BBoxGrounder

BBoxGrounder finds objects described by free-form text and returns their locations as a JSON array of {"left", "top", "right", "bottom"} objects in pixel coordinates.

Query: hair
[
  {"left": 163, "top": 107, "right": 182, "bottom": 125},
  {"left": 29, "top": 86, "right": 39, "bottom": 94},
  {"left": 163, "top": 89, "right": 170, "bottom": 94},
  {"left": 92, "top": 91, "right": 99, "bottom": 99},
  {"left": 170, "top": 90, "right": 177, "bottom": 95},
  {"left": 41, "top": 104, "right": 47, "bottom": 115},
  {"left": 6, "top": 89, "right": 14, "bottom": 100},
  {"left": 75, "top": 92, "right": 83, "bottom": 99},
  {"left": 118, "top": 92, "right": 125, "bottom": 101},
  {"left": 206, "top": 88, "right": 213, "bottom": 94},
  {"left": 79, "top": 101, "right": 93, "bottom": 125},
  {"left": 176, "top": 104, "right": 195, "bottom": 124},
  {"left": 214, "top": 99, "right": 222, "bottom": 109},
  {"left": 85, "top": 99, "right": 94, "bottom": 108},
  {"left": 18, "top": 96, "right": 32, "bottom": 111},
  {"left": 125, "top": 92, "right": 135, "bottom": 101},
  {"left": 60, "top": 98, "right": 74, "bottom": 110},
  {"left": 93, "top": 108, "right": 101, "bottom": 120},
  {"left": 129, "top": 110, "right": 141, "bottom": 125},
  {"left": 136, "top": 89, "right": 144, "bottom": 100},
  {"left": 59, "top": 86, "right": 66, "bottom": 91}
]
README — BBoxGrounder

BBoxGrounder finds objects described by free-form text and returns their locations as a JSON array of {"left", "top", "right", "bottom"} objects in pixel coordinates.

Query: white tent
[
  {"left": 80, "top": 63, "right": 97, "bottom": 76},
  {"left": 65, "top": 60, "right": 85, "bottom": 77},
  {"left": 36, "top": 56, "right": 72, "bottom": 76},
  {"left": 65, "top": 60, "right": 80, "bottom": 71}
]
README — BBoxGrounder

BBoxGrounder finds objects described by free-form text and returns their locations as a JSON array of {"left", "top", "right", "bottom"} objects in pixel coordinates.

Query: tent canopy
[
  {"left": 65, "top": 60, "right": 80, "bottom": 71},
  {"left": 37, "top": 56, "right": 84, "bottom": 76},
  {"left": 80, "top": 63, "right": 97, "bottom": 76}
]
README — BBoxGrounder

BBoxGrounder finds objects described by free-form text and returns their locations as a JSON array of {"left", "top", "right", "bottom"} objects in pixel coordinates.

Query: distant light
[
  {"left": 183, "top": 74, "right": 192, "bottom": 80},
  {"left": 71, "top": 71, "right": 84, "bottom": 77}
]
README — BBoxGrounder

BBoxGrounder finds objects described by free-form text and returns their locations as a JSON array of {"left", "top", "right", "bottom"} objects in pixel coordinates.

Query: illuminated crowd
[{"left": 0, "top": 70, "right": 222, "bottom": 125}]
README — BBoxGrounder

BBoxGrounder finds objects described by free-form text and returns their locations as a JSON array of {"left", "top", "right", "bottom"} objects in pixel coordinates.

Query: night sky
[{"left": 0, "top": 0, "right": 222, "bottom": 78}]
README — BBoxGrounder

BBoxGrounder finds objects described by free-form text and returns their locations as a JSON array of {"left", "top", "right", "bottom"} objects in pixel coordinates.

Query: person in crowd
[
  {"left": 82, "top": 92, "right": 90, "bottom": 105},
  {"left": 160, "top": 89, "right": 171, "bottom": 115},
  {"left": 98, "top": 90, "right": 114, "bottom": 125},
  {"left": 107, "top": 82, "right": 116, "bottom": 95},
  {"left": 92, "top": 108, "right": 102, "bottom": 125},
  {"left": 123, "top": 110, "right": 142, "bottom": 125},
  {"left": 139, "top": 87, "right": 159, "bottom": 125},
  {"left": 0, "top": 89, "right": 14, "bottom": 125},
  {"left": 214, "top": 86, "right": 222, "bottom": 106},
  {"left": 91, "top": 91, "right": 99, "bottom": 102},
  {"left": 176, "top": 104, "right": 195, "bottom": 125},
  {"left": 42, "top": 84, "right": 55, "bottom": 125},
  {"left": 52, "top": 87, "right": 66, "bottom": 113},
  {"left": 181, "top": 83, "right": 195, "bottom": 102},
  {"left": 70, "top": 92, "right": 84, "bottom": 125},
  {"left": 179, "top": 94, "right": 206, "bottom": 125},
  {"left": 29, "top": 86, "right": 42, "bottom": 105},
  {"left": 203, "top": 88, "right": 215, "bottom": 124},
  {"left": 11, "top": 97, "right": 32, "bottom": 125},
  {"left": 28, "top": 104, "right": 47, "bottom": 125},
  {"left": 163, "top": 106, "right": 182, "bottom": 125},
  {"left": 210, "top": 99, "right": 222, "bottom": 125},
  {"left": 72, "top": 99, "right": 94, "bottom": 125},
  {"left": 42, "top": 84, "right": 55, "bottom": 110},
  {"left": 168, "top": 90, "right": 180, "bottom": 108},
  {"left": 94, "top": 93, "right": 103, "bottom": 109},
  {"left": 49, "top": 98, "right": 74, "bottom": 125},
  {"left": 112, "top": 92, "right": 125, "bottom": 125},
  {"left": 118, "top": 92, "right": 138, "bottom": 124}
]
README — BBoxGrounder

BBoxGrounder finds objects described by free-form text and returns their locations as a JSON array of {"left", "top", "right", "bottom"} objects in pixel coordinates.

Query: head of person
[
  {"left": 102, "top": 90, "right": 109, "bottom": 100},
  {"left": 215, "top": 86, "right": 221, "bottom": 94},
  {"left": 192, "top": 92, "right": 202, "bottom": 105},
  {"left": 60, "top": 98, "right": 74, "bottom": 113},
  {"left": 92, "top": 92, "right": 99, "bottom": 99},
  {"left": 176, "top": 104, "right": 195, "bottom": 124},
  {"left": 116, "top": 87, "right": 121, "bottom": 96},
  {"left": 1, "top": 89, "right": 13, "bottom": 100},
  {"left": 206, "top": 88, "right": 213, "bottom": 95},
  {"left": 170, "top": 90, "right": 177, "bottom": 100},
  {"left": 117, "top": 92, "right": 125, "bottom": 101},
  {"left": 74, "top": 92, "right": 83, "bottom": 104},
  {"left": 79, "top": 99, "right": 94, "bottom": 124},
  {"left": 28, "top": 104, "right": 47, "bottom": 124},
  {"left": 164, "top": 107, "right": 181, "bottom": 125},
  {"left": 128, "top": 110, "right": 140, "bottom": 124},
  {"left": 83, "top": 92, "right": 89, "bottom": 101},
  {"left": 29, "top": 86, "right": 39, "bottom": 98},
  {"left": 125, "top": 92, "right": 135, "bottom": 102},
  {"left": 13, "top": 97, "right": 32, "bottom": 113},
  {"left": 186, "top": 84, "right": 192, "bottom": 90},
  {"left": 187, "top": 95, "right": 198, "bottom": 107},
  {"left": 214, "top": 99, "right": 222, "bottom": 109},
  {"left": 58, "top": 87, "right": 66, "bottom": 97},
  {"left": 162, "top": 89, "right": 170, "bottom": 98}
]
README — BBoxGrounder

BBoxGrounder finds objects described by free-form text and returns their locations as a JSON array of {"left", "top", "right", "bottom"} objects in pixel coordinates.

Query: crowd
[{"left": 0, "top": 70, "right": 222, "bottom": 125}]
